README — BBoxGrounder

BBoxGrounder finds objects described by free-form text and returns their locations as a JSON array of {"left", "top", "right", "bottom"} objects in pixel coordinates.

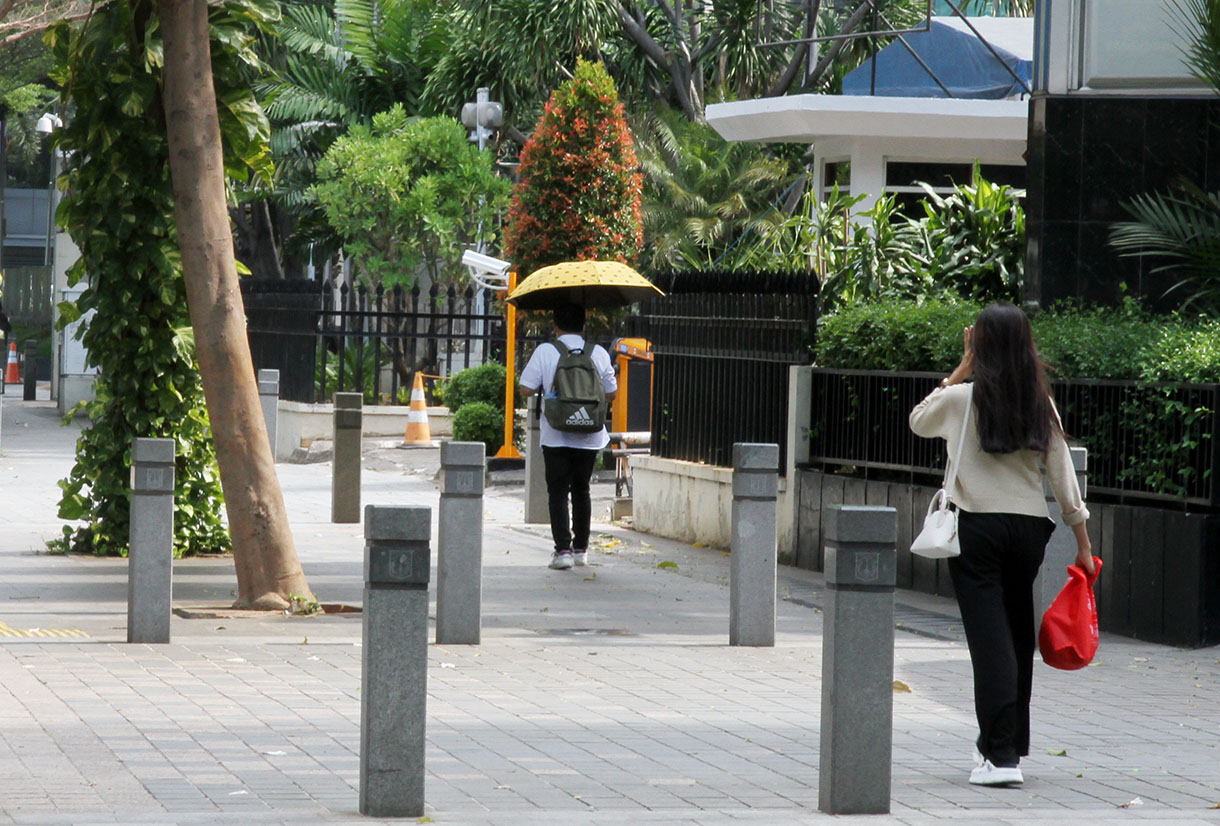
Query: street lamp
[
  {"left": 460, "top": 89, "right": 517, "bottom": 459},
  {"left": 35, "top": 113, "right": 62, "bottom": 274},
  {"left": 36, "top": 112, "right": 63, "bottom": 403},
  {"left": 460, "top": 87, "right": 503, "bottom": 152}
]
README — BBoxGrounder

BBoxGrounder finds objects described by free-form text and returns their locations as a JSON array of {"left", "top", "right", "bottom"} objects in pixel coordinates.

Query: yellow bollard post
[{"left": 495, "top": 270, "right": 522, "bottom": 459}]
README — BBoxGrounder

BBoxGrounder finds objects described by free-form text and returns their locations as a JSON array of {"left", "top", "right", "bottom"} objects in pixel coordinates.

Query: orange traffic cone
[
  {"left": 4, "top": 342, "right": 18, "bottom": 384},
  {"left": 402, "top": 372, "right": 434, "bottom": 447}
]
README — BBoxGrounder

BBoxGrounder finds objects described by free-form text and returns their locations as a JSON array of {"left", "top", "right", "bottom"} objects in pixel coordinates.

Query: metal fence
[
  {"left": 1, "top": 265, "right": 53, "bottom": 326},
  {"left": 317, "top": 280, "right": 502, "bottom": 403},
  {"left": 630, "top": 272, "right": 819, "bottom": 471},
  {"left": 808, "top": 368, "right": 1220, "bottom": 508}
]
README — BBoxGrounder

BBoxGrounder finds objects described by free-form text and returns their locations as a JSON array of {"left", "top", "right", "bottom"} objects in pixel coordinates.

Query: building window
[{"left": 885, "top": 160, "right": 1025, "bottom": 215}]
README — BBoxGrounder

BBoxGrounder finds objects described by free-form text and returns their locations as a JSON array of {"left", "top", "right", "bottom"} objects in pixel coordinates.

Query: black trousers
[
  {"left": 948, "top": 510, "right": 1054, "bottom": 767},
  {"left": 542, "top": 446, "right": 598, "bottom": 553}
]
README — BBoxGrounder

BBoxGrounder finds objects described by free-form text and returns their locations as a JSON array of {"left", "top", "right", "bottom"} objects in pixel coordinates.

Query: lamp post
[
  {"left": 1, "top": 109, "right": 8, "bottom": 280},
  {"left": 36, "top": 114, "right": 62, "bottom": 276},
  {"left": 460, "top": 90, "right": 518, "bottom": 459},
  {"left": 461, "top": 87, "right": 503, "bottom": 153},
  {"left": 36, "top": 112, "right": 63, "bottom": 402}
]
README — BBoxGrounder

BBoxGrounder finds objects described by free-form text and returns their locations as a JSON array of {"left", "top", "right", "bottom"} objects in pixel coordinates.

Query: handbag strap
[{"left": 942, "top": 385, "right": 973, "bottom": 498}]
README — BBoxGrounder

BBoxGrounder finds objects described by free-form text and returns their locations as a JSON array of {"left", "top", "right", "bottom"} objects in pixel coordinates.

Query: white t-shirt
[{"left": 520, "top": 334, "right": 617, "bottom": 450}]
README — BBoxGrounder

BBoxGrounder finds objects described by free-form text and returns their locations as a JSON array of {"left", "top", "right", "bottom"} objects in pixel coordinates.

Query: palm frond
[{"left": 1169, "top": 0, "right": 1220, "bottom": 90}]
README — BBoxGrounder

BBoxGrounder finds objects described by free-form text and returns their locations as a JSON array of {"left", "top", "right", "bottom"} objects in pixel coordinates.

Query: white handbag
[{"left": 911, "top": 387, "right": 972, "bottom": 560}]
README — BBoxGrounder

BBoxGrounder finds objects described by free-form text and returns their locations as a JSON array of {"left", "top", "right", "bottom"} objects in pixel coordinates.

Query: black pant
[
  {"left": 542, "top": 446, "right": 598, "bottom": 553},
  {"left": 948, "top": 510, "right": 1054, "bottom": 767}
]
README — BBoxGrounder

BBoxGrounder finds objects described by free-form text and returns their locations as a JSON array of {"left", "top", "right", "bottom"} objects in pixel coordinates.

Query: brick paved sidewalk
[{"left": 1, "top": 398, "right": 1218, "bottom": 825}]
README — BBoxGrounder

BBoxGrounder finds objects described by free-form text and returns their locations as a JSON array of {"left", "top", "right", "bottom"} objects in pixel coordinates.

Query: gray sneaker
[
  {"left": 573, "top": 549, "right": 588, "bottom": 567},
  {"left": 549, "top": 551, "right": 574, "bottom": 571}
]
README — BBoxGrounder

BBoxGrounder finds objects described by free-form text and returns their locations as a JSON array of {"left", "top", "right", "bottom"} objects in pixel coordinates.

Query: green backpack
[{"left": 544, "top": 339, "right": 607, "bottom": 433}]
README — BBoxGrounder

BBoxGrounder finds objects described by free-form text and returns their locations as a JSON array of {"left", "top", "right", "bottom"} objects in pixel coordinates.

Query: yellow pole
[{"left": 495, "top": 270, "right": 522, "bottom": 459}]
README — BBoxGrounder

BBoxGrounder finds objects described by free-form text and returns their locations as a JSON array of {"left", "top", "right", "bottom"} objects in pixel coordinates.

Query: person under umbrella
[{"left": 518, "top": 302, "right": 617, "bottom": 570}]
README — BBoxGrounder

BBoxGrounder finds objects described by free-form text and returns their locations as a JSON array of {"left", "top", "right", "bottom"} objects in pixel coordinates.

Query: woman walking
[{"left": 909, "top": 302, "right": 1094, "bottom": 787}]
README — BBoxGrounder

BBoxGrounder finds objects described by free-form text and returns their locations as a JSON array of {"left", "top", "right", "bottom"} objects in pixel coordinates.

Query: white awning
[{"left": 705, "top": 94, "right": 1028, "bottom": 146}]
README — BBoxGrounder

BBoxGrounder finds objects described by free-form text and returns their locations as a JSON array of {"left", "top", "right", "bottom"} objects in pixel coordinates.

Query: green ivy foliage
[
  {"left": 504, "top": 58, "right": 643, "bottom": 277},
  {"left": 46, "top": 0, "right": 276, "bottom": 557}
]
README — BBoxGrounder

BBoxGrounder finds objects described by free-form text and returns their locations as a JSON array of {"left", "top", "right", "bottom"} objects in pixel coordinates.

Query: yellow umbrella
[{"left": 506, "top": 260, "right": 664, "bottom": 310}]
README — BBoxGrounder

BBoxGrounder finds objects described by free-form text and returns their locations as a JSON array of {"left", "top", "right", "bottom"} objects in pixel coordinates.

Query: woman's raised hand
[{"left": 961, "top": 325, "right": 975, "bottom": 373}]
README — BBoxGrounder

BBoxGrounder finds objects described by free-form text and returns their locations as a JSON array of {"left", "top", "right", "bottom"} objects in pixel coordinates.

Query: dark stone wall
[
  {"left": 795, "top": 469, "right": 1220, "bottom": 647},
  {"left": 1024, "top": 95, "right": 1220, "bottom": 309}
]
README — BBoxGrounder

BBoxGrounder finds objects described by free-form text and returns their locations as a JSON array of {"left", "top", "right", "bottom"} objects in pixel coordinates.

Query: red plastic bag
[{"left": 1039, "top": 557, "right": 1103, "bottom": 671}]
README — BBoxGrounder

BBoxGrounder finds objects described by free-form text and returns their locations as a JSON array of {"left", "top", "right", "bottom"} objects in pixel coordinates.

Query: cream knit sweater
[{"left": 909, "top": 383, "right": 1089, "bottom": 525}]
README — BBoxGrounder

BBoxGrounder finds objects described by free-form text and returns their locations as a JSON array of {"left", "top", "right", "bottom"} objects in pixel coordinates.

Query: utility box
[{"left": 611, "top": 337, "right": 652, "bottom": 434}]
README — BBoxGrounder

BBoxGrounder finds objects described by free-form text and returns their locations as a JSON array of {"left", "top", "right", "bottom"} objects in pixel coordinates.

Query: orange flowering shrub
[{"left": 504, "top": 59, "right": 643, "bottom": 278}]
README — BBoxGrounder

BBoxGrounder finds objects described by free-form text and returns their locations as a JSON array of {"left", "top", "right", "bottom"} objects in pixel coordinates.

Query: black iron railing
[
  {"left": 808, "top": 368, "right": 1220, "bottom": 508},
  {"left": 316, "top": 280, "right": 503, "bottom": 403},
  {"left": 631, "top": 273, "right": 818, "bottom": 471}
]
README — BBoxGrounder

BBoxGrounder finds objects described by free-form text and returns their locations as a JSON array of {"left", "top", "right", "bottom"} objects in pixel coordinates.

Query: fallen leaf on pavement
[
  {"left": 657, "top": 561, "right": 678, "bottom": 571},
  {"left": 892, "top": 681, "right": 911, "bottom": 693},
  {"left": 1047, "top": 748, "right": 1067, "bottom": 757}
]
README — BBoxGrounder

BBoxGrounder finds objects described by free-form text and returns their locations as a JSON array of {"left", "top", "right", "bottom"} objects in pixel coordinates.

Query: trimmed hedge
[
  {"left": 816, "top": 298, "right": 1220, "bottom": 383},
  {"left": 452, "top": 401, "right": 504, "bottom": 454},
  {"left": 440, "top": 362, "right": 508, "bottom": 412}
]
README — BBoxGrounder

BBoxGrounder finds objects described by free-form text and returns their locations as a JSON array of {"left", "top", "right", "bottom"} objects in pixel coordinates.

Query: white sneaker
[
  {"left": 549, "top": 551, "right": 574, "bottom": 571},
  {"left": 970, "top": 759, "right": 1023, "bottom": 786},
  {"left": 573, "top": 550, "right": 588, "bottom": 567}
]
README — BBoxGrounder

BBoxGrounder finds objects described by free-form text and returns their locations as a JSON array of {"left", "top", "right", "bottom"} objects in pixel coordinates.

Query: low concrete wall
[
  {"left": 631, "top": 454, "right": 793, "bottom": 557},
  {"left": 276, "top": 401, "right": 453, "bottom": 460}
]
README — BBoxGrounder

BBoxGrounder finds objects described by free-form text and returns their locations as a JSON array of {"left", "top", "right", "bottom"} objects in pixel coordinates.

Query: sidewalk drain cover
[{"left": 542, "top": 628, "right": 634, "bottom": 637}]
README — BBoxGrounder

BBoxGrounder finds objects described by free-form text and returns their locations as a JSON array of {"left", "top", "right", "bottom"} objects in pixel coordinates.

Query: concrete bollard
[
  {"left": 1035, "top": 446, "right": 1088, "bottom": 624},
  {"left": 128, "top": 437, "right": 176, "bottom": 644},
  {"left": 258, "top": 369, "right": 280, "bottom": 459},
  {"left": 23, "top": 340, "right": 37, "bottom": 401},
  {"left": 524, "top": 395, "right": 548, "bottom": 524},
  {"left": 437, "top": 441, "right": 485, "bottom": 645},
  {"left": 360, "top": 504, "right": 431, "bottom": 817},
  {"left": 332, "top": 392, "right": 363, "bottom": 523},
  {"left": 730, "top": 443, "right": 778, "bottom": 647},
  {"left": 819, "top": 505, "right": 897, "bottom": 815}
]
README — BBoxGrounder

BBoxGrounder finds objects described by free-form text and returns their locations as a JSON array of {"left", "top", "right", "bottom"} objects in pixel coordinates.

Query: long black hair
[{"left": 971, "top": 302, "right": 1057, "bottom": 454}]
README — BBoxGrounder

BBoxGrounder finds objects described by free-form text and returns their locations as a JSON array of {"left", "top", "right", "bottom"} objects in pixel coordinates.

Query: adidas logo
[{"left": 565, "top": 406, "right": 595, "bottom": 427}]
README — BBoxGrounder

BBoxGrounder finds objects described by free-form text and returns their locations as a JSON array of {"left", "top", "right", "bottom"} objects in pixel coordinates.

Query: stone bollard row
[
  {"left": 819, "top": 504, "right": 896, "bottom": 815},
  {"left": 360, "top": 504, "right": 431, "bottom": 817},
  {"left": 332, "top": 392, "right": 363, "bottom": 523},
  {"left": 23, "top": 340, "right": 37, "bottom": 401},
  {"left": 128, "top": 437, "right": 176, "bottom": 644},
  {"left": 258, "top": 368, "right": 280, "bottom": 459},
  {"left": 729, "top": 442, "right": 778, "bottom": 647},
  {"left": 437, "top": 441, "right": 485, "bottom": 645},
  {"left": 523, "top": 395, "right": 548, "bottom": 524}
]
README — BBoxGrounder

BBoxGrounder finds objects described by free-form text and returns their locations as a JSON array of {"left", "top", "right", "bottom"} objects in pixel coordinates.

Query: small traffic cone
[
  {"left": 4, "top": 342, "right": 18, "bottom": 385},
  {"left": 402, "top": 372, "right": 435, "bottom": 447}
]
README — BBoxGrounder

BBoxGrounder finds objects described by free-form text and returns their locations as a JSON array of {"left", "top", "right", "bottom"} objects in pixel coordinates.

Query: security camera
[
  {"left": 461, "top": 249, "right": 511, "bottom": 290},
  {"left": 35, "top": 113, "right": 62, "bottom": 136}
]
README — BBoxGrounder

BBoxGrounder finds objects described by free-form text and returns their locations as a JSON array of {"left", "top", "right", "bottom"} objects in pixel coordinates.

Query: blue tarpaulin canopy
[{"left": 842, "top": 19, "right": 1031, "bottom": 99}]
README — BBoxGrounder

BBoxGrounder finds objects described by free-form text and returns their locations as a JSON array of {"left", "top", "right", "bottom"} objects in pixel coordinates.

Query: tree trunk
[{"left": 159, "top": 0, "right": 312, "bottom": 610}]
